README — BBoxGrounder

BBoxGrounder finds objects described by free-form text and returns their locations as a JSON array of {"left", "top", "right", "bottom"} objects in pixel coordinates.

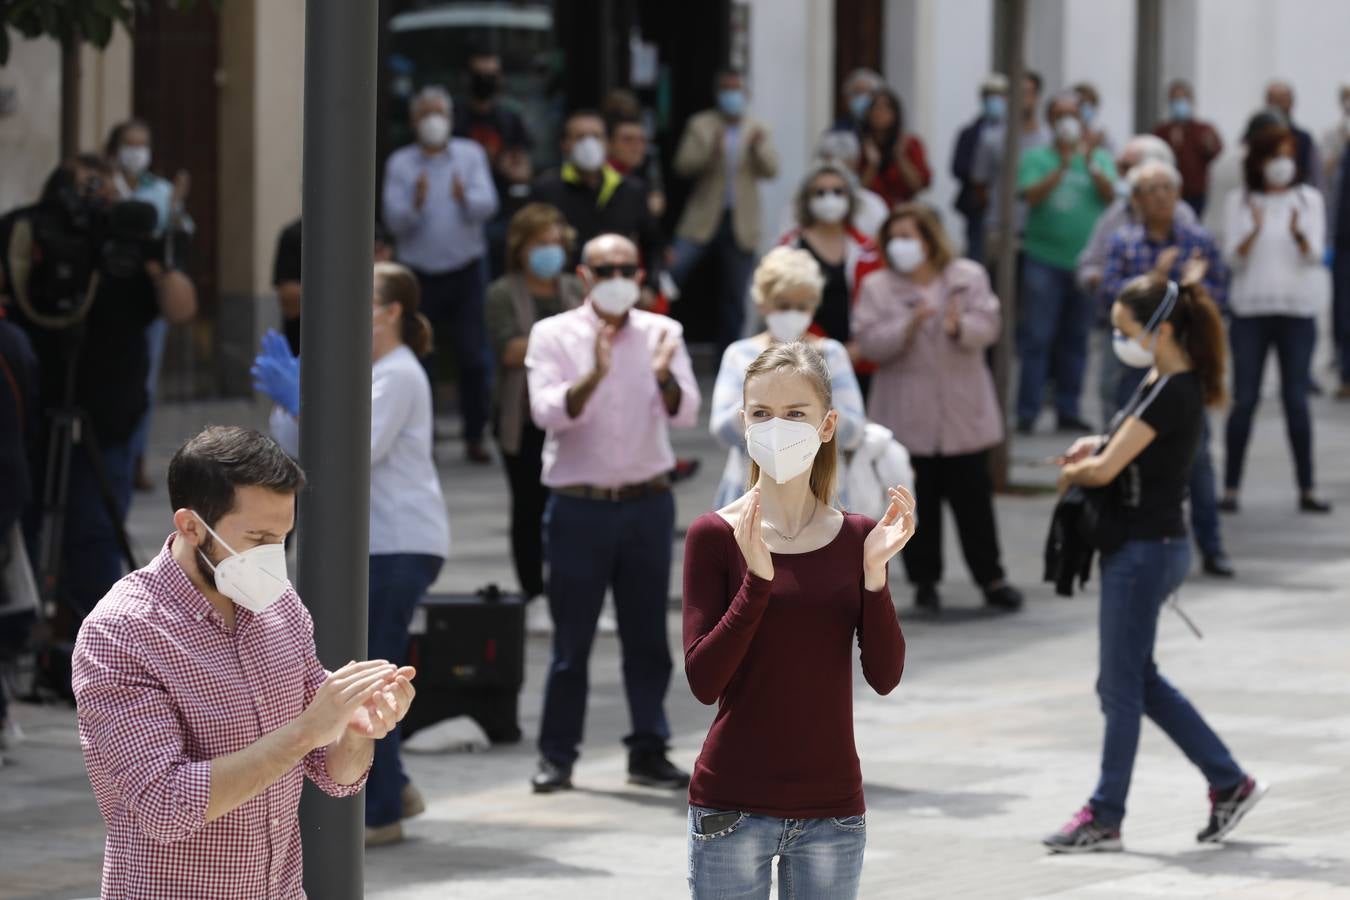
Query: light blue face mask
[
  {"left": 1170, "top": 98, "right": 1193, "bottom": 121},
  {"left": 718, "top": 89, "right": 746, "bottom": 119},
  {"left": 1080, "top": 102, "right": 1097, "bottom": 125},
  {"left": 849, "top": 92, "right": 873, "bottom": 121},
  {"left": 983, "top": 95, "right": 1007, "bottom": 121},
  {"left": 527, "top": 244, "right": 566, "bottom": 280}
]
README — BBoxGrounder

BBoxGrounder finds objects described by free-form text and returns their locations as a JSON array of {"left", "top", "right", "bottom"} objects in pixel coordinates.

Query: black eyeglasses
[
  {"left": 812, "top": 188, "right": 848, "bottom": 198},
  {"left": 589, "top": 264, "right": 639, "bottom": 279}
]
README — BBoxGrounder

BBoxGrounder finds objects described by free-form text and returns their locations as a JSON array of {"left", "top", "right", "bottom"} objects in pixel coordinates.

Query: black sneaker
[
  {"left": 671, "top": 457, "right": 702, "bottom": 484},
  {"left": 914, "top": 584, "right": 940, "bottom": 611},
  {"left": 983, "top": 583, "right": 1024, "bottom": 611},
  {"left": 1042, "top": 805, "right": 1122, "bottom": 854},
  {"left": 1197, "top": 777, "right": 1267, "bottom": 843},
  {"left": 1202, "top": 554, "right": 1235, "bottom": 578},
  {"left": 627, "top": 751, "right": 690, "bottom": 789},
  {"left": 530, "top": 758, "right": 574, "bottom": 794}
]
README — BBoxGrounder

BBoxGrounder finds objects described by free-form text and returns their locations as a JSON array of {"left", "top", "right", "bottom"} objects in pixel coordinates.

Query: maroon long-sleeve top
[{"left": 682, "top": 511, "right": 905, "bottom": 819}]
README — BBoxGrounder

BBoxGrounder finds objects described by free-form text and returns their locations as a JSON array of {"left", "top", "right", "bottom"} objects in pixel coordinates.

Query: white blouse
[{"left": 1222, "top": 185, "right": 1328, "bottom": 318}]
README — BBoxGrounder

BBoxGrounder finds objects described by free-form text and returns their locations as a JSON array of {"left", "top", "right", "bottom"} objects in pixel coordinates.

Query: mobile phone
[{"left": 698, "top": 812, "right": 741, "bottom": 835}]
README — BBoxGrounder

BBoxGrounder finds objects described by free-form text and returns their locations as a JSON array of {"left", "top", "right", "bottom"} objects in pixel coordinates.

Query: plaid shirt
[
  {"left": 72, "top": 537, "right": 367, "bottom": 899},
  {"left": 1099, "top": 219, "right": 1229, "bottom": 312}
]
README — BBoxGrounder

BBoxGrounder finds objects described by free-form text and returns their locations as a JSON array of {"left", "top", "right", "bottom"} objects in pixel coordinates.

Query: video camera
[{"left": 2, "top": 166, "right": 184, "bottom": 331}]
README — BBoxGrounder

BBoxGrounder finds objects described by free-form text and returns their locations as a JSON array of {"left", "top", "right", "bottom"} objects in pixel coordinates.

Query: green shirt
[{"left": 1017, "top": 145, "right": 1116, "bottom": 270}]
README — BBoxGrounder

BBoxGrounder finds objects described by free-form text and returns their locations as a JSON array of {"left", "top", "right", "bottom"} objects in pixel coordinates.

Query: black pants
[
  {"left": 500, "top": 418, "right": 548, "bottom": 599},
  {"left": 413, "top": 260, "right": 489, "bottom": 445},
  {"left": 902, "top": 450, "right": 1005, "bottom": 588}
]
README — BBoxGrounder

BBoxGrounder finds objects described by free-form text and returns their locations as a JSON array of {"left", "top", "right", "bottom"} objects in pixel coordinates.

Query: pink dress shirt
[
  {"left": 72, "top": 537, "right": 367, "bottom": 899},
  {"left": 526, "top": 302, "right": 701, "bottom": 488}
]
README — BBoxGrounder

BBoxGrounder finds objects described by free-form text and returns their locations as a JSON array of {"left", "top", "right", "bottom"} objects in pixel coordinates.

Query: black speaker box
[{"left": 401, "top": 586, "right": 525, "bottom": 744}]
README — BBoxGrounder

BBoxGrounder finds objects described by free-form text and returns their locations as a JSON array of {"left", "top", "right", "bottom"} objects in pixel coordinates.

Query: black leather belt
[{"left": 553, "top": 475, "right": 671, "bottom": 502}]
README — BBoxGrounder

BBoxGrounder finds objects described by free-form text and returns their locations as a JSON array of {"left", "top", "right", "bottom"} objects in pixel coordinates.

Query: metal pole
[
  {"left": 297, "top": 1, "right": 377, "bottom": 896},
  {"left": 990, "top": 0, "right": 1026, "bottom": 492},
  {"left": 1133, "top": 0, "right": 1163, "bottom": 134}
]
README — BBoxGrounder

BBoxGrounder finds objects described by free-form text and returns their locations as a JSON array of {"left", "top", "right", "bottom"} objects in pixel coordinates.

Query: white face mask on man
[
  {"left": 744, "top": 416, "right": 825, "bottom": 484},
  {"left": 571, "top": 136, "right": 607, "bottom": 172},
  {"left": 417, "top": 113, "right": 450, "bottom": 148},
  {"left": 118, "top": 145, "right": 151, "bottom": 178},
  {"left": 590, "top": 277, "right": 640, "bottom": 316},
  {"left": 191, "top": 512, "right": 290, "bottom": 614}
]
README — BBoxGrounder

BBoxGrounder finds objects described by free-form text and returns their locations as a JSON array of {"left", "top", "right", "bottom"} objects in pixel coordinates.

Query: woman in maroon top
[
  {"left": 682, "top": 342, "right": 911, "bottom": 899},
  {"left": 859, "top": 89, "right": 933, "bottom": 208}
]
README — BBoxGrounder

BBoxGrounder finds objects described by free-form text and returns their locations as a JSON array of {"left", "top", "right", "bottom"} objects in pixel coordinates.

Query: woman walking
[
  {"left": 1046, "top": 275, "right": 1265, "bottom": 852},
  {"left": 1220, "top": 124, "right": 1331, "bottom": 513},
  {"left": 254, "top": 262, "right": 450, "bottom": 847},
  {"left": 683, "top": 341, "right": 910, "bottom": 898},
  {"left": 853, "top": 204, "right": 1022, "bottom": 612}
]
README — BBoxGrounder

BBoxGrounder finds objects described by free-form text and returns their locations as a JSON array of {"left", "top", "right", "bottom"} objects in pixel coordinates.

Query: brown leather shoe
[{"left": 364, "top": 822, "right": 404, "bottom": 847}]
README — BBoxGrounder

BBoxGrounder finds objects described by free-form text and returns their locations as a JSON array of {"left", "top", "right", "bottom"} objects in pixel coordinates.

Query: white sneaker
[
  {"left": 0, "top": 718, "right": 23, "bottom": 750},
  {"left": 525, "top": 601, "right": 554, "bottom": 635}
]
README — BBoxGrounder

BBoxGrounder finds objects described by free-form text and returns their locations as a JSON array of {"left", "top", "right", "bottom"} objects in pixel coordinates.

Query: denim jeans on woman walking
[
  {"left": 366, "top": 552, "right": 443, "bottom": 828},
  {"left": 1090, "top": 539, "right": 1245, "bottom": 826},
  {"left": 687, "top": 806, "right": 866, "bottom": 900}
]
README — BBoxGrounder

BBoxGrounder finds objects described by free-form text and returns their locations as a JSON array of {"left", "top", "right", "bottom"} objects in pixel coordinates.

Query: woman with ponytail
[
  {"left": 682, "top": 341, "right": 910, "bottom": 899},
  {"left": 1045, "top": 275, "right": 1265, "bottom": 854},
  {"left": 254, "top": 261, "right": 449, "bottom": 846}
]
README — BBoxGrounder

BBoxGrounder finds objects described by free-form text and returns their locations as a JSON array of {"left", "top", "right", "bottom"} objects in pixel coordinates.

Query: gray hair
[
  {"left": 411, "top": 85, "right": 452, "bottom": 118},
  {"left": 1121, "top": 134, "right": 1176, "bottom": 167},
  {"left": 1128, "top": 159, "right": 1182, "bottom": 192},
  {"left": 844, "top": 68, "right": 884, "bottom": 94},
  {"left": 816, "top": 130, "right": 861, "bottom": 168}
]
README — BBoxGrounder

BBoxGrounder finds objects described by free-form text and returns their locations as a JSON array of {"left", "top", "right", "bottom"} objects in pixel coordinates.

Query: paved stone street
[{"left": 3, "top": 370, "right": 1349, "bottom": 899}]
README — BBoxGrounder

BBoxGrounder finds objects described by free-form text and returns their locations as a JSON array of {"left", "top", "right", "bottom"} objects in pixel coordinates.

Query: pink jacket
[{"left": 852, "top": 259, "right": 1004, "bottom": 456}]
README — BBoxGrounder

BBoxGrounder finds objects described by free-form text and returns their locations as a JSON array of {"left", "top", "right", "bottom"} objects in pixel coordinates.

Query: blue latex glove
[
  {"left": 1325, "top": 247, "right": 1336, "bottom": 268},
  {"left": 251, "top": 329, "right": 300, "bottom": 416}
]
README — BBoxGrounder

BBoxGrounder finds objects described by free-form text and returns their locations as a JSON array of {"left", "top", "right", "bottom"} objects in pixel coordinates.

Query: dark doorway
[{"left": 132, "top": 2, "right": 220, "bottom": 399}]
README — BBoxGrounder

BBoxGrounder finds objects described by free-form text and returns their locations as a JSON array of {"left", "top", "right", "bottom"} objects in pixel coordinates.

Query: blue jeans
[
  {"left": 687, "top": 806, "right": 866, "bottom": 900},
  {"left": 1115, "top": 366, "right": 1224, "bottom": 558},
  {"left": 671, "top": 212, "right": 755, "bottom": 352},
  {"left": 365, "top": 552, "right": 443, "bottom": 827},
  {"left": 538, "top": 491, "right": 674, "bottom": 766},
  {"left": 1090, "top": 539, "right": 1245, "bottom": 827},
  {"left": 1224, "top": 314, "right": 1317, "bottom": 492},
  {"left": 412, "top": 261, "right": 489, "bottom": 445},
  {"left": 1016, "top": 256, "right": 1092, "bottom": 424},
  {"left": 127, "top": 317, "right": 169, "bottom": 468},
  {"left": 63, "top": 439, "right": 134, "bottom": 618}
]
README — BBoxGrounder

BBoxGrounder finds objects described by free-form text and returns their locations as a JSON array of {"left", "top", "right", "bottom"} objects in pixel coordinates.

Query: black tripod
[{"left": 27, "top": 325, "right": 140, "bottom": 694}]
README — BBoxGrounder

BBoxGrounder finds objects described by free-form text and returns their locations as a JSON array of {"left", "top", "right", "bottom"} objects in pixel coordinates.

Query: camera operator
[{"left": 2, "top": 155, "right": 196, "bottom": 622}]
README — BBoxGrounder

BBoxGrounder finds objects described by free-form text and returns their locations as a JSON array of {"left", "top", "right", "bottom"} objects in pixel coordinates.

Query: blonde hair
[
  {"left": 742, "top": 341, "right": 838, "bottom": 505},
  {"left": 374, "top": 261, "right": 434, "bottom": 357},
  {"left": 750, "top": 246, "right": 825, "bottom": 312}
]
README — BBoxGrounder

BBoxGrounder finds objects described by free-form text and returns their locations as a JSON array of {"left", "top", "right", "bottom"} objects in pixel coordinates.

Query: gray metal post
[
  {"left": 1134, "top": 0, "right": 1163, "bottom": 133},
  {"left": 296, "top": 1, "right": 377, "bottom": 896},
  {"left": 990, "top": 0, "right": 1026, "bottom": 491}
]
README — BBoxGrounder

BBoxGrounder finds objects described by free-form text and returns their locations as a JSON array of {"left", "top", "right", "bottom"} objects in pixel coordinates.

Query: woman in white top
[
  {"left": 710, "top": 247, "right": 866, "bottom": 509},
  {"left": 1221, "top": 125, "right": 1331, "bottom": 513},
  {"left": 255, "top": 262, "right": 450, "bottom": 845}
]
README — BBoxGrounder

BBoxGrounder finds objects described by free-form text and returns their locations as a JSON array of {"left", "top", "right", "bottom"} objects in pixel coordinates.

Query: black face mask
[{"left": 470, "top": 73, "right": 499, "bottom": 100}]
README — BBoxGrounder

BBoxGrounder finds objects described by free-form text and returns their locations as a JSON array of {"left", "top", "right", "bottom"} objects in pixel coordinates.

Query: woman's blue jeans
[
  {"left": 365, "top": 552, "right": 443, "bottom": 827},
  {"left": 687, "top": 806, "right": 866, "bottom": 899},
  {"left": 1090, "top": 539, "right": 1245, "bottom": 826}
]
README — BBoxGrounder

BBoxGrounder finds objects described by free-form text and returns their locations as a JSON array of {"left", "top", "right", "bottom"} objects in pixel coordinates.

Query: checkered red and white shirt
[{"left": 72, "top": 536, "right": 368, "bottom": 899}]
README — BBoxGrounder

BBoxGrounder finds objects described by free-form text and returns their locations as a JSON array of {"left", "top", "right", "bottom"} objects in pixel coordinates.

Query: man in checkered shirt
[{"left": 72, "top": 426, "right": 416, "bottom": 898}]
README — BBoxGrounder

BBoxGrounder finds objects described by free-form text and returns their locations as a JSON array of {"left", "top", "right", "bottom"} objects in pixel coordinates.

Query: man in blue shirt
[
  {"left": 383, "top": 86, "right": 499, "bottom": 464},
  {"left": 1101, "top": 160, "right": 1233, "bottom": 578}
]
